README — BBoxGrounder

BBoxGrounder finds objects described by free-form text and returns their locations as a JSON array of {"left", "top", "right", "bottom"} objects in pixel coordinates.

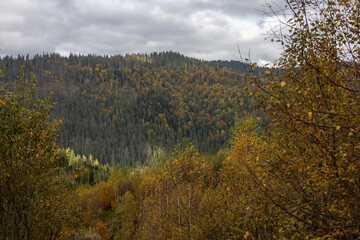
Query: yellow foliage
[{"left": 94, "top": 220, "right": 110, "bottom": 240}]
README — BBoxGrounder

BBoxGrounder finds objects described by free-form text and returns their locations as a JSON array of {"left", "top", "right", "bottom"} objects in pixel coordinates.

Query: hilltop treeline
[
  {"left": 0, "top": 52, "right": 255, "bottom": 166},
  {"left": 2, "top": 0, "right": 360, "bottom": 239}
]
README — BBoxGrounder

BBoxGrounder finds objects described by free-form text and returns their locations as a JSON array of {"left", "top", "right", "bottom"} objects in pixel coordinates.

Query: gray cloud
[{"left": 0, "top": 0, "right": 284, "bottom": 63}]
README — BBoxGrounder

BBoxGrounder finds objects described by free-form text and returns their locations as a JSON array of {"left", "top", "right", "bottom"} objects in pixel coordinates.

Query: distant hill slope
[{"left": 1, "top": 52, "right": 255, "bottom": 165}]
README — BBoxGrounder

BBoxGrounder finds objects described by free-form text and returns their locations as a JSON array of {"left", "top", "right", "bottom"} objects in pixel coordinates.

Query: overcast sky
[{"left": 0, "top": 0, "right": 284, "bottom": 64}]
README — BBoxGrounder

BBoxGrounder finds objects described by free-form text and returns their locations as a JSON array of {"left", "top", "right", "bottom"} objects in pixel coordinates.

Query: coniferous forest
[
  {"left": 0, "top": 52, "right": 256, "bottom": 166},
  {"left": 1, "top": 0, "right": 360, "bottom": 239}
]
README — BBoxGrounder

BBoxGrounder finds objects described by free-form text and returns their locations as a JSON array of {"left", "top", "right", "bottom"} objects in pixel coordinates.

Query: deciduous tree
[
  {"left": 0, "top": 68, "right": 78, "bottom": 239},
  {"left": 248, "top": 0, "right": 360, "bottom": 238}
]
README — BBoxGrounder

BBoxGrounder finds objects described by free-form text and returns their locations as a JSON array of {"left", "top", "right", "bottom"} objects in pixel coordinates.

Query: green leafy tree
[{"left": 0, "top": 68, "right": 78, "bottom": 239}]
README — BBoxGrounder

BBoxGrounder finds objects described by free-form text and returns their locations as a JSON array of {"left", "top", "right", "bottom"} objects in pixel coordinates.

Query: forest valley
[{"left": 1, "top": 0, "right": 360, "bottom": 239}]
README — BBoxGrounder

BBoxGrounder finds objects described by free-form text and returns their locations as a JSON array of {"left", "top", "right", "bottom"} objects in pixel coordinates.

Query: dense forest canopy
[
  {"left": 0, "top": 52, "right": 257, "bottom": 166},
  {"left": 1, "top": 0, "right": 359, "bottom": 239}
]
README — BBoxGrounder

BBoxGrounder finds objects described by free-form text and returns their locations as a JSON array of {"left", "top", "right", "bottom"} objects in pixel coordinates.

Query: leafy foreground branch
[{"left": 246, "top": 0, "right": 360, "bottom": 238}]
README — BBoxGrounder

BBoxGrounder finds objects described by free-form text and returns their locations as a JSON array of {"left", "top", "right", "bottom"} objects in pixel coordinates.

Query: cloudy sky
[{"left": 0, "top": 0, "right": 284, "bottom": 64}]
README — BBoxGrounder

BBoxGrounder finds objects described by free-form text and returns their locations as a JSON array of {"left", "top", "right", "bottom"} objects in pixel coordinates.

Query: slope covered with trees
[
  {"left": 62, "top": 0, "right": 360, "bottom": 239},
  {"left": 0, "top": 52, "right": 254, "bottom": 166},
  {"left": 2, "top": 0, "right": 358, "bottom": 239}
]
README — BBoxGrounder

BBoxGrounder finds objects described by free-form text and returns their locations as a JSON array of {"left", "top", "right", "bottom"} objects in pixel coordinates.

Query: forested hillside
[
  {"left": 1, "top": 0, "right": 359, "bottom": 239},
  {"left": 0, "top": 52, "right": 255, "bottom": 166}
]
